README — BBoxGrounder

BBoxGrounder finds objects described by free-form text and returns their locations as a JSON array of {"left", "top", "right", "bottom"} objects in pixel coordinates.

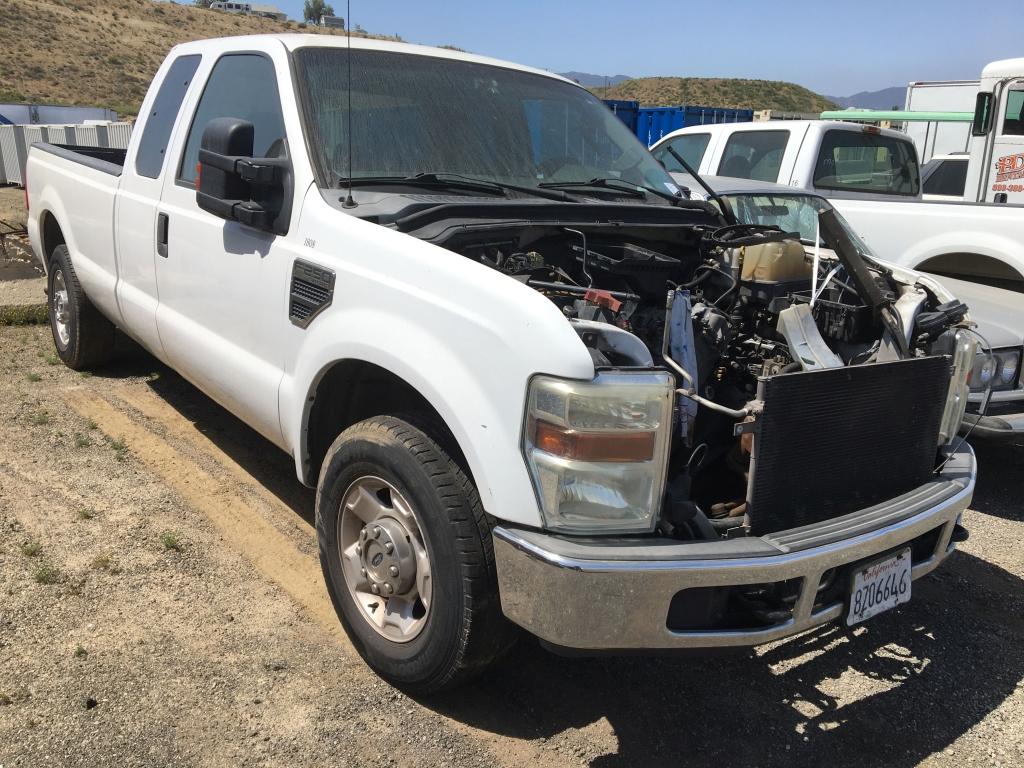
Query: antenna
[{"left": 341, "top": 0, "right": 357, "bottom": 208}]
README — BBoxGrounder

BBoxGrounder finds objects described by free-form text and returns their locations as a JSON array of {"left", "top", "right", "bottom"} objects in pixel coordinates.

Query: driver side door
[{"left": 155, "top": 52, "right": 296, "bottom": 447}]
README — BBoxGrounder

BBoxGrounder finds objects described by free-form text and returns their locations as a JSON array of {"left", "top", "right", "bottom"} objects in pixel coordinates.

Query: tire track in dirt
[
  {"left": 64, "top": 384, "right": 582, "bottom": 768},
  {"left": 64, "top": 388, "right": 345, "bottom": 643}
]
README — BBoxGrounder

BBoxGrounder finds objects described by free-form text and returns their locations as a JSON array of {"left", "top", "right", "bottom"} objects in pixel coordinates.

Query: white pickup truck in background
[
  {"left": 651, "top": 61, "right": 1024, "bottom": 292},
  {"left": 26, "top": 34, "right": 979, "bottom": 693}
]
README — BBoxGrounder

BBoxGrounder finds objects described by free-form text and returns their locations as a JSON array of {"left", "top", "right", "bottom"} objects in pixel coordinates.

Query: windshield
[
  {"left": 722, "top": 192, "right": 875, "bottom": 256},
  {"left": 294, "top": 48, "right": 678, "bottom": 201}
]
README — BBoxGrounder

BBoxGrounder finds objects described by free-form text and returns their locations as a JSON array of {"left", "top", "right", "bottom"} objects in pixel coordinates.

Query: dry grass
[
  {"left": 0, "top": 0, "right": 399, "bottom": 116},
  {"left": 592, "top": 76, "right": 837, "bottom": 112}
]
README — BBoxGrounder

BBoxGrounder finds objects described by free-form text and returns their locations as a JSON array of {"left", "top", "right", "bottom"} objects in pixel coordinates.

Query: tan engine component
[{"left": 738, "top": 239, "right": 810, "bottom": 282}]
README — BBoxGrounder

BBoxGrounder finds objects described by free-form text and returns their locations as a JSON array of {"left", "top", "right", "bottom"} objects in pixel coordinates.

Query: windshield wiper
[
  {"left": 337, "top": 172, "right": 579, "bottom": 202},
  {"left": 538, "top": 177, "right": 648, "bottom": 199},
  {"left": 662, "top": 146, "right": 736, "bottom": 222},
  {"left": 539, "top": 176, "right": 685, "bottom": 205}
]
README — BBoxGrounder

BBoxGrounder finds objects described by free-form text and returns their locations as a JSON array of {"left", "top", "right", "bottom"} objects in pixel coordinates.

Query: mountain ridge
[{"left": 825, "top": 86, "right": 905, "bottom": 110}]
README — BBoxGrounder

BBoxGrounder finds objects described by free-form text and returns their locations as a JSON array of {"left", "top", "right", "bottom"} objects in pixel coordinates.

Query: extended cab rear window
[
  {"left": 653, "top": 133, "right": 710, "bottom": 172},
  {"left": 135, "top": 54, "right": 201, "bottom": 179},
  {"left": 813, "top": 130, "right": 919, "bottom": 196},
  {"left": 716, "top": 130, "right": 789, "bottom": 183}
]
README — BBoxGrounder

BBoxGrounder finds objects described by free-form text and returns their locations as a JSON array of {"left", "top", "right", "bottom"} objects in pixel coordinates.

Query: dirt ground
[
  {"left": 0, "top": 188, "right": 26, "bottom": 230},
  {"left": 1, "top": 324, "right": 1022, "bottom": 768}
]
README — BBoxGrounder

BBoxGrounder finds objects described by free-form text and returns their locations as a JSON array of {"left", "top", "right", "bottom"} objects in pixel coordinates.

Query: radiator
[{"left": 747, "top": 356, "right": 951, "bottom": 535}]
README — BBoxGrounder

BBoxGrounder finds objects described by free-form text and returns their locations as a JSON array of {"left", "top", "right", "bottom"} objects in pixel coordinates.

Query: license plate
[{"left": 846, "top": 548, "right": 911, "bottom": 626}]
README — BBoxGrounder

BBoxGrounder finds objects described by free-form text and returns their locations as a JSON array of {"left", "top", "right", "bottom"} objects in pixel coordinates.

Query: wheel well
[
  {"left": 304, "top": 359, "right": 471, "bottom": 486},
  {"left": 40, "top": 211, "right": 66, "bottom": 263},
  {"left": 916, "top": 253, "right": 1024, "bottom": 288}
]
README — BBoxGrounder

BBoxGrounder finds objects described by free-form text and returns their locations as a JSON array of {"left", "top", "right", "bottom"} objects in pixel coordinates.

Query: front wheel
[{"left": 316, "top": 416, "right": 515, "bottom": 694}]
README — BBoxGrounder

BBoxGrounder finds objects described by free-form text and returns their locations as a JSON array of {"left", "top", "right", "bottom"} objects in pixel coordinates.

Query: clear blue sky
[{"left": 271, "top": 0, "right": 1023, "bottom": 96}]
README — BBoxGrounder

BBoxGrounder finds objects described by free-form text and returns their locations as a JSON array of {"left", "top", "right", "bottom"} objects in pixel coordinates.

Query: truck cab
[
  {"left": 651, "top": 120, "right": 921, "bottom": 202},
  {"left": 966, "top": 58, "right": 1024, "bottom": 205}
]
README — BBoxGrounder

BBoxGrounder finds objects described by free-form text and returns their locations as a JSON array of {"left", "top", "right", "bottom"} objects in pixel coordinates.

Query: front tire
[
  {"left": 316, "top": 416, "right": 515, "bottom": 694},
  {"left": 47, "top": 244, "right": 115, "bottom": 370}
]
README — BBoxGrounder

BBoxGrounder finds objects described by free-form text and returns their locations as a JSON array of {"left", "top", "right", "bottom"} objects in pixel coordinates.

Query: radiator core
[{"left": 747, "top": 356, "right": 951, "bottom": 535}]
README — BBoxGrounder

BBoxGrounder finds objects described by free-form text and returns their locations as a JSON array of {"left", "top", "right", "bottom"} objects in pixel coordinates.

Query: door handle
[{"left": 157, "top": 213, "right": 169, "bottom": 258}]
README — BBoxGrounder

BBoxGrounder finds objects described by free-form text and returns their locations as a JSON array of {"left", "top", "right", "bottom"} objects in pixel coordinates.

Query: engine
[{"left": 439, "top": 216, "right": 968, "bottom": 540}]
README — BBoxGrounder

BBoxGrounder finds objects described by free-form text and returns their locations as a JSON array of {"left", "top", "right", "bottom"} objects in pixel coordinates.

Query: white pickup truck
[
  {"left": 651, "top": 65, "right": 1024, "bottom": 293},
  {"left": 27, "top": 34, "right": 978, "bottom": 693}
]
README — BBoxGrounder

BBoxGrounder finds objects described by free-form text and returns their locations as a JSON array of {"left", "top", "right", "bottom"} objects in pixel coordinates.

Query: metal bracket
[{"left": 777, "top": 303, "right": 844, "bottom": 370}]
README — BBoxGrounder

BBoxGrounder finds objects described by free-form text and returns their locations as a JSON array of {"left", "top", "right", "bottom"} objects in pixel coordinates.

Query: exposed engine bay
[{"left": 404, "top": 203, "right": 970, "bottom": 548}]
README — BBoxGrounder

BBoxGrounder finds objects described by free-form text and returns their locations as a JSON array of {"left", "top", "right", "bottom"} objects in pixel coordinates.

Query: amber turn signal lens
[{"left": 532, "top": 419, "right": 656, "bottom": 462}]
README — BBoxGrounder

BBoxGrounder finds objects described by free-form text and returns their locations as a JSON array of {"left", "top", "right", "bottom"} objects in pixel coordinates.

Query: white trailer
[{"left": 904, "top": 80, "right": 979, "bottom": 162}]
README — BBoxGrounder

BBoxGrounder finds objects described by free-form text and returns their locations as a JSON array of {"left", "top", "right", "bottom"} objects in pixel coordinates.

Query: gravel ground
[{"left": 1, "top": 324, "right": 1022, "bottom": 768}]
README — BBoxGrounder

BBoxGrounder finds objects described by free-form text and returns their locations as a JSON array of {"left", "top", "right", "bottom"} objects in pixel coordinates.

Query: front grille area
[
  {"left": 665, "top": 521, "right": 947, "bottom": 633},
  {"left": 747, "top": 356, "right": 951, "bottom": 536}
]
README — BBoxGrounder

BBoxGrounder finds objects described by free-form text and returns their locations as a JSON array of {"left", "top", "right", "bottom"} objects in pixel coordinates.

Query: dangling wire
[{"left": 810, "top": 215, "right": 822, "bottom": 309}]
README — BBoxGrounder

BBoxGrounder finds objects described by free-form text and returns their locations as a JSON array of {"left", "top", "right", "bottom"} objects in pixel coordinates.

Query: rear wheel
[
  {"left": 47, "top": 244, "right": 115, "bottom": 370},
  {"left": 316, "top": 416, "right": 515, "bottom": 694}
]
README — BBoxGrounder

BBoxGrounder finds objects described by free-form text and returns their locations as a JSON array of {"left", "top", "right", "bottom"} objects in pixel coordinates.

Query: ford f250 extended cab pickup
[{"left": 27, "top": 35, "right": 978, "bottom": 694}]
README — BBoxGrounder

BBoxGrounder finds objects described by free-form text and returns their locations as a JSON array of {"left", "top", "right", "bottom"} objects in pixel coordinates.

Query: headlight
[
  {"left": 968, "top": 354, "right": 995, "bottom": 389},
  {"left": 938, "top": 329, "right": 976, "bottom": 444},
  {"left": 968, "top": 348, "right": 1021, "bottom": 392},
  {"left": 523, "top": 371, "right": 674, "bottom": 534},
  {"left": 996, "top": 350, "right": 1020, "bottom": 388}
]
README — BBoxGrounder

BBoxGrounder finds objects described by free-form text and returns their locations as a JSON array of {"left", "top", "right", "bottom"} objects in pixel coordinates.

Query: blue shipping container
[
  {"left": 603, "top": 101, "right": 753, "bottom": 145},
  {"left": 602, "top": 99, "right": 640, "bottom": 134}
]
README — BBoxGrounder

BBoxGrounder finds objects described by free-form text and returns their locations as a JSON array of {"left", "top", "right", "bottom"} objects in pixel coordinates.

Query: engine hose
[
  {"left": 780, "top": 361, "right": 802, "bottom": 374},
  {"left": 679, "top": 268, "right": 715, "bottom": 289}
]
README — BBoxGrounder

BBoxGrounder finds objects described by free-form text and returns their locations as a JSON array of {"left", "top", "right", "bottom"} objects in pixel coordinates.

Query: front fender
[{"left": 278, "top": 191, "right": 596, "bottom": 527}]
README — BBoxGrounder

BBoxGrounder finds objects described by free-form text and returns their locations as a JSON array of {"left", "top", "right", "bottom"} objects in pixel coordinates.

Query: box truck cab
[{"left": 967, "top": 58, "right": 1024, "bottom": 205}]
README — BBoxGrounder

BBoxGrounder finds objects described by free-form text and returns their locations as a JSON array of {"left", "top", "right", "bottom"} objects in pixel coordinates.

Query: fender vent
[{"left": 289, "top": 259, "right": 335, "bottom": 328}]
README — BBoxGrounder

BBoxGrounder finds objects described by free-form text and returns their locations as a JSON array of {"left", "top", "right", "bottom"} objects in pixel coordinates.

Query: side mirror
[
  {"left": 972, "top": 92, "right": 993, "bottom": 137},
  {"left": 196, "top": 117, "right": 291, "bottom": 234}
]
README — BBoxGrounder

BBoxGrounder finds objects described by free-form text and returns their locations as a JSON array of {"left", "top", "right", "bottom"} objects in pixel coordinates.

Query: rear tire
[
  {"left": 47, "top": 244, "right": 115, "bottom": 370},
  {"left": 316, "top": 416, "right": 516, "bottom": 694}
]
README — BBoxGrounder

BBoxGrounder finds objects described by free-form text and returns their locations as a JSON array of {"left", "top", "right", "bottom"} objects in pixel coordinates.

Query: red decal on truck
[{"left": 994, "top": 152, "right": 1024, "bottom": 183}]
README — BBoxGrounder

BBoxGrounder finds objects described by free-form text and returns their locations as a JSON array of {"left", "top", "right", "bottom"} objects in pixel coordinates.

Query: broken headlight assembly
[
  {"left": 938, "top": 329, "right": 978, "bottom": 444},
  {"left": 522, "top": 371, "right": 674, "bottom": 534},
  {"left": 968, "top": 347, "right": 1020, "bottom": 392}
]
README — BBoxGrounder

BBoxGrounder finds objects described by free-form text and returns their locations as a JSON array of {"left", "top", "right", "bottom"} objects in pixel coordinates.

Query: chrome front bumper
[
  {"left": 493, "top": 446, "right": 975, "bottom": 651},
  {"left": 964, "top": 391, "right": 1024, "bottom": 443}
]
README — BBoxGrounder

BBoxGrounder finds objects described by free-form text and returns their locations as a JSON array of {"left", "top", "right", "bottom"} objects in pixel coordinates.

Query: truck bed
[
  {"left": 832, "top": 196, "right": 1024, "bottom": 290},
  {"left": 33, "top": 142, "right": 127, "bottom": 177}
]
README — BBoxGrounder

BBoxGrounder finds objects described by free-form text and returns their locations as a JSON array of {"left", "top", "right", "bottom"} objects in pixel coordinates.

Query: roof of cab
[
  {"left": 168, "top": 34, "right": 576, "bottom": 87},
  {"left": 652, "top": 119, "right": 910, "bottom": 148},
  {"left": 981, "top": 58, "right": 1024, "bottom": 80}
]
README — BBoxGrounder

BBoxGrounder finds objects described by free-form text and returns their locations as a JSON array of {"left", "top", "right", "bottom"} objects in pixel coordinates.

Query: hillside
[
  {"left": 0, "top": 0, "right": 398, "bottom": 117},
  {"left": 592, "top": 77, "right": 836, "bottom": 112}
]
